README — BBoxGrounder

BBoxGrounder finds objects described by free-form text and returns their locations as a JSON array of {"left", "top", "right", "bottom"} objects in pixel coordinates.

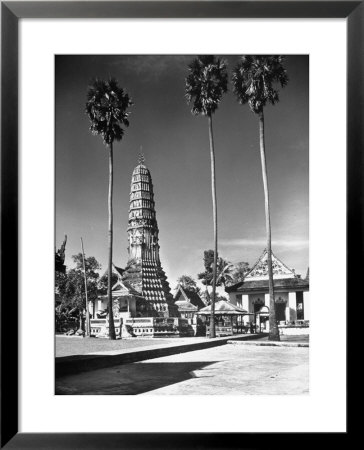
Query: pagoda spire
[
  {"left": 123, "top": 157, "right": 176, "bottom": 317},
  {"left": 138, "top": 147, "right": 145, "bottom": 165}
]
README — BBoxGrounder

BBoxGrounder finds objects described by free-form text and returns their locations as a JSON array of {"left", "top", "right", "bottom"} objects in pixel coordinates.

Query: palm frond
[
  {"left": 185, "top": 55, "right": 228, "bottom": 116},
  {"left": 85, "top": 77, "right": 133, "bottom": 146},
  {"left": 231, "top": 55, "right": 288, "bottom": 114}
]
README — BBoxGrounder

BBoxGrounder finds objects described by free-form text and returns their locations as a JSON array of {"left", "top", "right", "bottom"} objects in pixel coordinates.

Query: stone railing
[
  {"left": 90, "top": 318, "right": 122, "bottom": 338},
  {"left": 278, "top": 320, "right": 310, "bottom": 335},
  {"left": 90, "top": 317, "right": 195, "bottom": 338}
]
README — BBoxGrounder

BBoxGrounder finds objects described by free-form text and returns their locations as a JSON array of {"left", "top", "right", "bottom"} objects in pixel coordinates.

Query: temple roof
[
  {"left": 99, "top": 263, "right": 141, "bottom": 298},
  {"left": 113, "top": 265, "right": 124, "bottom": 277},
  {"left": 173, "top": 285, "right": 206, "bottom": 309},
  {"left": 99, "top": 279, "right": 141, "bottom": 299},
  {"left": 174, "top": 301, "right": 198, "bottom": 312},
  {"left": 225, "top": 249, "right": 309, "bottom": 293},
  {"left": 244, "top": 249, "right": 296, "bottom": 281}
]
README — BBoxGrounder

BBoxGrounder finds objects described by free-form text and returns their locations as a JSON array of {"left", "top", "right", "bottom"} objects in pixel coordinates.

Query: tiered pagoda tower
[{"left": 122, "top": 155, "right": 176, "bottom": 318}]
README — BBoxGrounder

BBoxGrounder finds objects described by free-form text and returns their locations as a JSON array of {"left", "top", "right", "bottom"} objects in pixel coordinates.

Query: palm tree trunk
[
  {"left": 80, "top": 237, "right": 90, "bottom": 337},
  {"left": 208, "top": 114, "right": 217, "bottom": 339},
  {"left": 108, "top": 143, "right": 116, "bottom": 340},
  {"left": 205, "top": 285, "right": 211, "bottom": 305},
  {"left": 258, "top": 111, "right": 280, "bottom": 341}
]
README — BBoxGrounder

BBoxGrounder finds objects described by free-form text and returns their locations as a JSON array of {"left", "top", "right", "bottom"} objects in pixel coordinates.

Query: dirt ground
[{"left": 56, "top": 342, "right": 309, "bottom": 395}]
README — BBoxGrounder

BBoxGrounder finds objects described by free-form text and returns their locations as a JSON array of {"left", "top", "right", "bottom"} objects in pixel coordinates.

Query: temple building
[
  {"left": 96, "top": 264, "right": 141, "bottom": 320},
  {"left": 173, "top": 285, "right": 205, "bottom": 320},
  {"left": 226, "top": 249, "right": 309, "bottom": 331},
  {"left": 120, "top": 155, "right": 177, "bottom": 318}
]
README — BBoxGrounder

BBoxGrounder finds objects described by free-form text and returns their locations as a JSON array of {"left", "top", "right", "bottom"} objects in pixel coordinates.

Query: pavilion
[{"left": 197, "top": 299, "right": 248, "bottom": 336}]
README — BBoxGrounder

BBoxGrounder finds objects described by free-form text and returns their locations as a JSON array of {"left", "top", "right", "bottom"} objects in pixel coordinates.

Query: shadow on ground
[{"left": 55, "top": 361, "right": 218, "bottom": 395}]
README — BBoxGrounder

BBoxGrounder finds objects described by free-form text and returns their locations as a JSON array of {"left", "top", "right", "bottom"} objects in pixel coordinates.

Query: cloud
[
  {"left": 220, "top": 238, "right": 309, "bottom": 250},
  {"left": 109, "top": 55, "right": 192, "bottom": 81}
]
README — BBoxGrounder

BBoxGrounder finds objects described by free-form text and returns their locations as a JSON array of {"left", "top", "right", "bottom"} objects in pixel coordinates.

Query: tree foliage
[
  {"left": 56, "top": 254, "right": 101, "bottom": 316},
  {"left": 85, "top": 78, "right": 133, "bottom": 146},
  {"left": 230, "top": 261, "right": 250, "bottom": 285},
  {"left": 185, "top": 55, "right": 228, "bottom": 117},
  {"left": 98, "top": 272, "right": 119, "bottom": 296},
  {"left": 197, "top": 250, "right": 234, "bottom": 288},
  {"left": 176, "top": 275, "right": 200, "bottom": 293},
  {"left": 232, "top": 55, "right": 288, "bottom": 115}
]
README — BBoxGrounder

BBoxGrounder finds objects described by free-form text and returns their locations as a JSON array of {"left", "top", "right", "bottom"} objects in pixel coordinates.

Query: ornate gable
[
  {"left": 174, "top": 285, "right": 189, "bottom": 303},
  {"left": 245, "top": 249, "right": 296, "bottom": 281}
]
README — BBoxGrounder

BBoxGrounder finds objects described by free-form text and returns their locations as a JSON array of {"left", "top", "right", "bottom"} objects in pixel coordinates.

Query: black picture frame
[{"left": 1, "top": 1, "right": 358, "bottom": 447}]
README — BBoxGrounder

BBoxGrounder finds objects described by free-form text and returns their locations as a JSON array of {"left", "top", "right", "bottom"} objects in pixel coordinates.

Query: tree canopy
[
  {"left": 230, "top": 261, "right": 250, "bottom": 285},
  {"left": 85, "top": 77, "right": 133, "bottom": 146},
  {"left": 185, "top": 55, "right": 228, "bottom": 117},
  {"left": 198, "top": 250, "right": 234, "bottom": 288},
  {"left": 232, "top": 56, "right": 288, "bottom": 115},
  {"left": 176, "top": 275, "right": 200, "bottom": 293},
  {"left": 98, "top": 272, "right": 119, "bottom": 296},
  {"left": 56, "top": 254, "right": 101, "bottom": 315}
]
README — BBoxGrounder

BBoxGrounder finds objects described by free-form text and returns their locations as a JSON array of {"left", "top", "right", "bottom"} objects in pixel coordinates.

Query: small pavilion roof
[{"left": 198, "top": 299, "right": 247, "bottom": 315}]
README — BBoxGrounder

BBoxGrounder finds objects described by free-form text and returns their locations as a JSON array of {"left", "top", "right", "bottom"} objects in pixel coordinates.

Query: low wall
[
  {"left": 279, "top": 325, "right": 310, "bottom": 335},
  {"left": 90, "top": 317, "right": 195, "bottom": 338}
]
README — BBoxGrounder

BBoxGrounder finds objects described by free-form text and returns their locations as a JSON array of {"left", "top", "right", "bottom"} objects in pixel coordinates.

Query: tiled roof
[
  {"left": 114, "top": 265, "right": 125, "bottom": 276},
  {"left": 198, "top": 299, "right": 247, "bottom": 315},
  {"left": 121, "top": 280, "right": 141, "bottom": 297},
  {"left": 173, "top": 285, "right": 205, "bottom": 309},
  {"left": 175, "top": 301, "right": 198, "bottom": 311}
]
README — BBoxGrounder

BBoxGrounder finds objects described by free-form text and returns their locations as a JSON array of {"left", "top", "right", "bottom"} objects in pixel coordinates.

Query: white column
[
  {"left": 242, "top": 295, "right": 249, "bottom": 311},
  {"left": 303, "top": 291, "right": 310, "bottom": 320},
  {"left": 242, "top": 295, "right": 250, "bottom": 324},
  {"left": 285, "top": 303, "right": 290, "bottom": 322},
  {"left": 288, "top": 292, "right": 297, "bottom": 321},
  {"left": 97, "top": 299, "right": 103, "bottom": 313},
  {"left": 264, "top": 293, "right": 270, "bottom": 306}
]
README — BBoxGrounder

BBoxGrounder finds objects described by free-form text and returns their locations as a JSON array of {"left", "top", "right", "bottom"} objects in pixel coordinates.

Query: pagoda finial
[{"left": 138, "top": 147, "right": 145, "bottom": 165}]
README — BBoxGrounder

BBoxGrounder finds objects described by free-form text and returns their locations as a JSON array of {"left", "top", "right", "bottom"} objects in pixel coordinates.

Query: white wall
[
  {"left": 288, "top": 292, "right": 297, "bottom": 321},
  {"left": 304, "top": 291, "right": 310, "bottom": 320}
]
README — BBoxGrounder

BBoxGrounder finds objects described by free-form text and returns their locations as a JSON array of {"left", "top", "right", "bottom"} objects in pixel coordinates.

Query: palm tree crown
[
  {"left": 185, "top": 55, "right": 228, "bottom": 116},
  {"left": 232, "top": 56, "right": 288, "bottom": 114},
  {"left": 86, "top": 78, "right": 132, "bottom": 146}
]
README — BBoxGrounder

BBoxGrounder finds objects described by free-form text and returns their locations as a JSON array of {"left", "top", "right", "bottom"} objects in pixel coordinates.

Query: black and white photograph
[{"left": 55, "top": 54, "right": 309, "bottom": 395}]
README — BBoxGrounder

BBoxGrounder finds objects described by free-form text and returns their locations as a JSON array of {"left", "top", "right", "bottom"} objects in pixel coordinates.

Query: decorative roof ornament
[
  {"left": 244, "top": 248, "right": 296, "bottom": 281},
  {"left": 138, "top": 147, "right": 145, "bottom": 165}
]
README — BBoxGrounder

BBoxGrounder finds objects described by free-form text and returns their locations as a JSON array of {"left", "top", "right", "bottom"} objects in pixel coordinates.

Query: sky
[{"left": 55, "top": 55, "right": 309, "bottom": 292}]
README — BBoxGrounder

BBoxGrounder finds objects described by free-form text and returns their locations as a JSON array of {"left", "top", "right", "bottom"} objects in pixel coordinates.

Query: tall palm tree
[
  {"left": 232, "top": 56, "right": 288, "bottom": 341},
  {"left": 86, "top": 78, "right": 132, "bottom": 339},
  {"left": 185, "top": 56, "right": 228, "bottom": 338}
]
